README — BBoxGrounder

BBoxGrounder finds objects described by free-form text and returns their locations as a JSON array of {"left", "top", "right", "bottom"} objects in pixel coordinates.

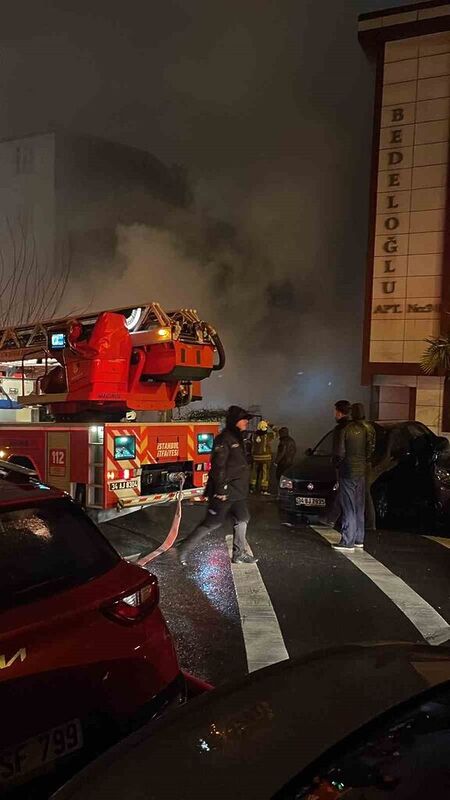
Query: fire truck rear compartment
[{"left": 140, "top": 462, "right": 195, "bottom": 494}]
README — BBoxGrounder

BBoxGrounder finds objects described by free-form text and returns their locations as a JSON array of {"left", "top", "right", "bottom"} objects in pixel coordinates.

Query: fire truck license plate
[{"left": 108, "top": 478, "right": 140, "bottom": 491}]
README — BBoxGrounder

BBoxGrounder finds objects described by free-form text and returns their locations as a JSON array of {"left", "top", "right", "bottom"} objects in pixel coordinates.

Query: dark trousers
[
  {"left": 325, "top": 479, "right": 341, "bottom": 526},
  {"left": 179, "top": 498, "right": 250, "bottom": 560},
  {"left": 365, "top": 468, "right": 376, "bottom": 530},
  {"left": 339, "top": 477, "right": 365, "bottom": 547}
]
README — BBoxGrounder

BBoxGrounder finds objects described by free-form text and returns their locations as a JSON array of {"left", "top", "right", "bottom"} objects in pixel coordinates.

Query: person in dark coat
[
  {"left": 274, "top": 427, "right": 297, "bottom": 483},
  {"left": 350, "top": 403, "right": 377, "bottom": 532},
  {"left": 331, "top": 401, "right": 375, "bottom": 552},
  {"left": 321, "top": 400, "right": 351, "bottom": 527},
  {"left": 178, "top": 405, "right": 258, "bottom": 565}
]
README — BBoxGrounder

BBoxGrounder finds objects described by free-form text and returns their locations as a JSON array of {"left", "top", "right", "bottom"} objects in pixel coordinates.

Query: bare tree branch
[{"left": 0, "top": 217, "right": 72, "bottom": 328}]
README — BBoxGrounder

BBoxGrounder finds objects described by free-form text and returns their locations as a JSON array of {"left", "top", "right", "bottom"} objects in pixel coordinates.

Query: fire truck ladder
[{"left": 0, "top": 302, "right": 224, "bottom": 363}]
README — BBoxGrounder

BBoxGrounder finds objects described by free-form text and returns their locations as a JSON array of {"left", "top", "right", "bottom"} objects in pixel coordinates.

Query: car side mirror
[{"left": 305, "top": 448, "right": 313, "bottom": 456}]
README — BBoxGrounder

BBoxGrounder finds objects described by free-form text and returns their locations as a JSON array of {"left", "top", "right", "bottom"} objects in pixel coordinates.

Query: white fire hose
[{"left": 137, "top": 473, "right": 186, "bottom": 566}]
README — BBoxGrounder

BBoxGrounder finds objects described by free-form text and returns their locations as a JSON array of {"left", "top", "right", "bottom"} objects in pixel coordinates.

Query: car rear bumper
[
  {"left": 183, "top": 671, "right": 214, "bottom": 697},
  {"left": 1, "top": 674, "right": 193, "bottom": 796}
]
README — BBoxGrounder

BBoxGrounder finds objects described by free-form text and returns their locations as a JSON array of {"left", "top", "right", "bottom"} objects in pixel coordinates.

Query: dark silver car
[{"left": 52, "top": 643, "right": 450, "bottom": 799}]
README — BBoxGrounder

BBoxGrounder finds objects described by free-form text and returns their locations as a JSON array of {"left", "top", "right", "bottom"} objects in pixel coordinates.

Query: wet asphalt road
[{"left": 101, "top": 497, "right": 450, "bottom": 686}]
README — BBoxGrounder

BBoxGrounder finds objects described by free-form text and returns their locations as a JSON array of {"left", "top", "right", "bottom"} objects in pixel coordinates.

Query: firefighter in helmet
[{"left": 250, "top": 420, "right": 275, "bottom": 494}]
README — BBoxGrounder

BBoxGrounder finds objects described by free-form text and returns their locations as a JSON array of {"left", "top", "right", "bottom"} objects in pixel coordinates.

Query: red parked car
[{"left": 0, "top": 461, "right": 183, "bottom": 794}]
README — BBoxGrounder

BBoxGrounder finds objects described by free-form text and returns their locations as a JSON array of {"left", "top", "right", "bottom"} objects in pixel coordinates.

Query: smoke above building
[{"left": 0, "top": 0, "right": 416, "bottom": 444}]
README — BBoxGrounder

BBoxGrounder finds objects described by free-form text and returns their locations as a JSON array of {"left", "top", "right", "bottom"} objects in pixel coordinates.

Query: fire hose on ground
[
  {"left": 137, "top": 472, "right": 187, "bottom": 567},
  {"left": 137, "top": 473, "right": 214, "bottom": 694}
]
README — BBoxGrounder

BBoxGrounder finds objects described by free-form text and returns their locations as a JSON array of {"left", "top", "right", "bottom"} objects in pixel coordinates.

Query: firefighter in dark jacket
[
  {"left": 178, "top": 406, "right": 258, "bottom": 565},
  {"left": 274, "top": 427, "right": 297, "bottom": 483}
]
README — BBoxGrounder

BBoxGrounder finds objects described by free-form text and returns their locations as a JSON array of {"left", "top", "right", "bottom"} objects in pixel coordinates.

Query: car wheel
[{"left": 373, "top": 485, "right": 389, "bottom": 526}]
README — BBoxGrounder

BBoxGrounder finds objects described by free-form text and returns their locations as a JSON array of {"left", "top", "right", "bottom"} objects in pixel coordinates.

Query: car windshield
[
  {"left": 0, "top": 498, "right": 120, "bottom": 611},
  {"left": 276, "top": 681, "right": 450, "bottom": 799},
  {"left": 312, "top": 431, "right": 334, "bottom": 457}
]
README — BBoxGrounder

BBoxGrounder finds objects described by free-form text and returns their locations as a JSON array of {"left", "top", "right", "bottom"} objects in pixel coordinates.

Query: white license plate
[
  {"left": 296, "top": 496, "right": 326, "bottom": 507},
  {"left": 0, "top": 719, "right": 83, "bottom": 784},
  {"left": 108, "top": 478, "right": 140, "bottom": 491}
]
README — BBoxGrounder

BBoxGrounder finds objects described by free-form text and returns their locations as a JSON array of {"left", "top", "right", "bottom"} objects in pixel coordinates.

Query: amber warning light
[{"left": 157, "top": 328, "right": 171, "bottom": 339}]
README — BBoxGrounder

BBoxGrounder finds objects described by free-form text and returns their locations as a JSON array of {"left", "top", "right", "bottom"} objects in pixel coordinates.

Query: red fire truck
[{"left": 0, "top": 303, "right": 224, "bottom": 520}]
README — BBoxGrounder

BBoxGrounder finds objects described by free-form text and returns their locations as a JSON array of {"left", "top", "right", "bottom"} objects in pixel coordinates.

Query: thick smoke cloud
[{"left": 0, "top": 0, "right": 417, "bottom": 445}]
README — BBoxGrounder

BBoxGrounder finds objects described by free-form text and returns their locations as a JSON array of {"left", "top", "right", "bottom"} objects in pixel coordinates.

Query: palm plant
[{"left": 420, "top": 335, "right": 450, "bottom": 375}]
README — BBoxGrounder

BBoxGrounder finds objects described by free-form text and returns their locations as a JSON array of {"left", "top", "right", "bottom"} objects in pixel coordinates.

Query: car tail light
[{"left": 103, "top": 575, "right": 159, "bottom": 625}]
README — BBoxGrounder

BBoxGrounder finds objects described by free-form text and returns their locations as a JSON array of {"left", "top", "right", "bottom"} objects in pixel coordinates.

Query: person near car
[
  {"left": 250, "top": 420, "right": 275, "bottom": 494},
  {"left": 178, "top": 405, "right": 258, "bottom": 565},
  {"left": 332, "top": 402, "right": 376, "bottom": 552},
  {"left": 321, "top": 400, "right": 352, "bottom": 527},
  {"left": 274, "top": 427, "right": 297, "bottom": 483},
  {"left": 351, "top": 404, "right": 378, "bottom": 532}
]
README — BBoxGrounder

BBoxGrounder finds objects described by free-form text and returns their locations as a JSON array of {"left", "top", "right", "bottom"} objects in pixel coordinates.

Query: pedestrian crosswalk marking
[
  {"left": 425, "top": 536, "right": 450, "bottom": 550},
  {"left": 310, "top": 526, "right": 450, "bottom": 646},
  {"left": 226, "top": 535, "right": 289, "bottom": 673}
]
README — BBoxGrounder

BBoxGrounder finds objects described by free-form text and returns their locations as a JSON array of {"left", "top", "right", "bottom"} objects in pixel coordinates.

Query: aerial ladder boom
[{"left": 0, "top": 303, "right": 225, "bottom": 421}]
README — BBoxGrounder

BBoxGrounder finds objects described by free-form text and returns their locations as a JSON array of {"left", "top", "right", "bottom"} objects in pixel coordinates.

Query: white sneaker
[{"left": 332, "top": 544, "right": 355, "bottom": 553}]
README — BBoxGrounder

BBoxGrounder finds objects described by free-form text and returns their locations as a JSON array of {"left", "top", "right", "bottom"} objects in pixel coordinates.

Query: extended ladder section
[{"left": 0, "top": 303, "right": 225, "bottom": 421}]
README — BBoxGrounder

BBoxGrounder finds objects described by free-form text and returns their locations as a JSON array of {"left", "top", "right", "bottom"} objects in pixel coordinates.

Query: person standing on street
[
  {"left": 274, "top": 427, "right": 297, "bottom": 483},
  {"left": 178, "top": 405, "right": 258, "bottom": 566},
  {"left": 321, "top": 400, "right": 352, "bottom": 527},
  {"left": 351, "top": 403, "right": 377, "bottom": 532},
  {"left": 331, "top": 401, "right": 375, "bottom": 553},
  {"left": 250, "top": 420, "right": 275, "bottom": 494}
]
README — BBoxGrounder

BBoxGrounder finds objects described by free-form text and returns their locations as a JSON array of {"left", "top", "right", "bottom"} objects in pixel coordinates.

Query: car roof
[
  {"left": 52, "top": 643, "right": 450, "bottom": 800},
  {"left": 0, "top": 460, "right": 64, "bottom": 506},
  {"left": 376, "top": 420, "right": 431, "bottom": 431}
]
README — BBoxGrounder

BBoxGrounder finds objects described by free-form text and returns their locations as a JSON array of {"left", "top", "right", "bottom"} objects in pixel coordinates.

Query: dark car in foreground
[
  {"left": 278, "top": 421, "right": 450, "bottom": 530},
  {"left": 51, "top": 642, "right": 450, "bottom": 799},
  {"left": 0, "top": 461, "right": 186, "bottom": 795}
]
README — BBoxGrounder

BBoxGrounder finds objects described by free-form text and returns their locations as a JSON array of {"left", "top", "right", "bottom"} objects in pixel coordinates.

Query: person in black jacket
[
  {"left": 321, "top": 400, "right": 351, "bottom": 527},
  {"left": 332, "top": 402, "right": 375, "bottom": 552},
  {"left": 274, "top": 427, "right": 297, "bottom": 483},
  {"left": 178, "top": 405, "right": 258, "bottom": 565}
]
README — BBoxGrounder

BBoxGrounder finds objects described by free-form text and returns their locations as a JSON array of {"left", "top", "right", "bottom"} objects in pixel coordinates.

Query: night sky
[{"left": 0, "top": 0, "right": 418, "bottom": 443}]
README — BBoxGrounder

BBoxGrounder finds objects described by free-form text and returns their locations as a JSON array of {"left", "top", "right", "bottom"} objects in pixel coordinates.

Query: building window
[{"left": 15, "top": 146, "right": 34, "bottom": 175}]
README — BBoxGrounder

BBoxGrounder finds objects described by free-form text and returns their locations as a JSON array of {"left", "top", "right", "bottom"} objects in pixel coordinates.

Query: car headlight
[{"left": 279, "top": 476, "right": 293, "bottom": 490}]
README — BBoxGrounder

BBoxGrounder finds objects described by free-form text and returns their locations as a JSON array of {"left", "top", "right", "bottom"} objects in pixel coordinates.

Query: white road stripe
[
  {"left": 226, "top": 535, "right": 289, "bottom": 673},
  {"left": 310, "top": 526, "right": 450, "bottom": 646},
  {"left": 425, "top": 536, "right": 450, "bottom": 550}
]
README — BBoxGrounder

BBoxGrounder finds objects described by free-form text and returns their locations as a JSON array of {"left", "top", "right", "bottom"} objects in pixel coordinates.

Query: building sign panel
[{"left": 369, "top": 31, "right": 450, "bottom": 365}]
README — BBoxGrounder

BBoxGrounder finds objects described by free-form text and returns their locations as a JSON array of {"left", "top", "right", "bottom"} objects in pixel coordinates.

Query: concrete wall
[{"left": 374, "top": 373, "right": 446, "bottom": 434}]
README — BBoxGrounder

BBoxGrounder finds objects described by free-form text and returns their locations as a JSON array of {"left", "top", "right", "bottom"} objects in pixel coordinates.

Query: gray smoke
[{"left": 0, "top": 0, "right": 417, "bottom": 446}]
